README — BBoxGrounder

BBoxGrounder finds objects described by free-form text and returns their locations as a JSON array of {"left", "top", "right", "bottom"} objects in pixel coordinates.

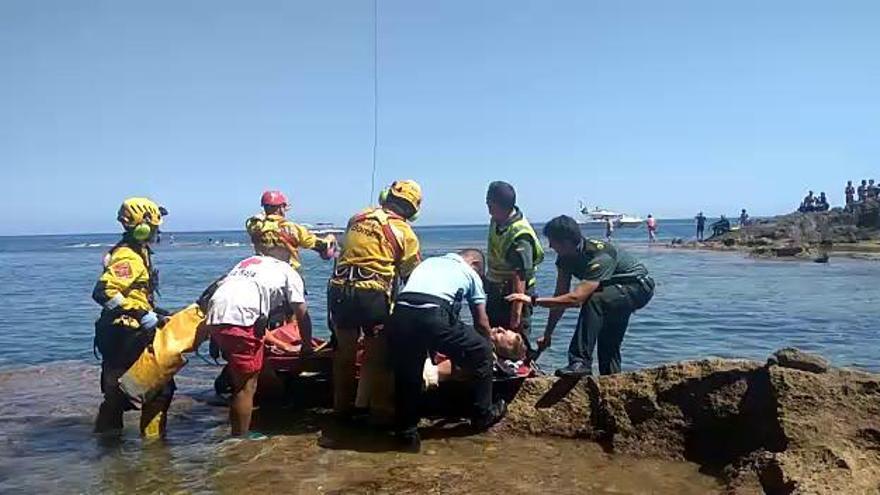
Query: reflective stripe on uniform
[
  {"left": 486, "top": 217, "right": 545, "bottom": 286},
  {"left": 351, "top": 208, "right": 405, "bottom": 262}
]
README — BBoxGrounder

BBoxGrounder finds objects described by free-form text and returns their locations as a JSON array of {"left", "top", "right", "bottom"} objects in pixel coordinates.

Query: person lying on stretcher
[{"left": 422, "top": 326, "right": 528, "bottom": 388}]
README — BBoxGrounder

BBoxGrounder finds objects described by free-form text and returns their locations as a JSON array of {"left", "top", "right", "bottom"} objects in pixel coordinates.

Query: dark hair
[
  {"left": 543, "top": 215, "right": 582, "bottom": 244},
  {"left": 384, "top": 196, "right": 417, "bottom": 219},
  {"left": 486, "top": 181, "right": 516, "bottom": 210},
  {"left": 263, "top": 205, "right": 285, "bottom": 216}
]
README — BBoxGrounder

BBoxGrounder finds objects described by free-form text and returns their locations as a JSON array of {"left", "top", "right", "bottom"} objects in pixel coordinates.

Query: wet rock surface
[
  {"left": 502, "top": 349, "right": 880, "bottom": 494},
  {"left": 670, "top": 202, "right": 880, "bottom": 261},
  {"left": 768, "top": 347, "right": 830, "bottom": 374}
]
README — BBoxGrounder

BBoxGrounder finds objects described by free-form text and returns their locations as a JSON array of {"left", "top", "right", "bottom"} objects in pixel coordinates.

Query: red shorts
[{"left": 211, "top": 325, "right": 264, "bottom": 375}]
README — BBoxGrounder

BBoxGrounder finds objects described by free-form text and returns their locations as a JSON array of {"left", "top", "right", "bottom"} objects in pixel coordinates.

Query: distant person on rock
[
  {"left": 845, "top": 181, "right": 855, "bottom": 208},
  {"left": 800, "top": 191, "right": 815, "bottom": 212},
  {"left": 868, "top": 180, "right": 878, "bottom": 200},
  {"left": 711, "top": 215, "right": 730, "bottom": 237},
  {"left": 816, "top": 193, "right": 830, "bottom": 212},
  {"left": 506, "top": 215, "right": 654, "bottom": 377},
  {"left": 739, "top": 209, "right": 749, "bottom": 227},
  {"left": 695, "top": 212, "right": 707, "bottom": 241},
  {"left": 858, "top": 180, "right": 868, "bottom": 202},
  {"left": 646, "top": 215, "right": 657, "bottom": 243}
]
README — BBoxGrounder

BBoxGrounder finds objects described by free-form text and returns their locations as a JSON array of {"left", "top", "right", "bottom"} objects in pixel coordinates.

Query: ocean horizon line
[{"left": 0, "top": 217, "right": 724, "bottom": 239}]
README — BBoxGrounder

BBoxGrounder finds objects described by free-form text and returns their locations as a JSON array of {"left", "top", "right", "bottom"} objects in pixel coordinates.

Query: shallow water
[
  {"left": 0, "top": 362, "right": 721, "bottom": 494},
  {"left": 1, "top": 221, "right": 878, "bottom": 493}
]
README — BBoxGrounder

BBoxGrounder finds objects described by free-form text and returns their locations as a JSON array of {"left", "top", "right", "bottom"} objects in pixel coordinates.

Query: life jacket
[
  {"left": 245, "top": 214, "right": 315, "bottom": 270},
  {"left": 331, "top": 207, "right": 409, "bottom": 291},
  {"left": 487, "top": 215, "right": 544, "bottom": 287},
  {"left": 93, "top": 242, "right": 157, "bottom": 329}
]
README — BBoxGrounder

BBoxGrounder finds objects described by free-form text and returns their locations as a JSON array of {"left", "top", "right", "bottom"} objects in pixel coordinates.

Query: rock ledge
[{"left": 503, "top": 350, "right": 880, "bottom": 494}]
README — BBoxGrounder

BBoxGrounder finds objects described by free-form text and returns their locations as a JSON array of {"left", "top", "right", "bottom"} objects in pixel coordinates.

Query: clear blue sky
[{"left": 1, "top": 0, "right": 878, "bottom": 235}]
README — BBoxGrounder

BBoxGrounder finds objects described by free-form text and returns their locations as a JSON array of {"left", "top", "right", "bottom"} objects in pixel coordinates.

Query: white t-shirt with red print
[{"left": 205, "top": 255, "right": 305, "bottom": 327}]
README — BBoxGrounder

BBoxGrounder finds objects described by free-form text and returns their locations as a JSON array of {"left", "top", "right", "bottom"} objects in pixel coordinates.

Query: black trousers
[
  {"left": 328, "top": 284, "right": 389, "bottom": 333},
  {"left": 567, "top": 279, "right": 654, "bottom": 375},
  {"left": 388, "top": 299, "right": 494, "bottom": 433},
  {"left": 94, "top": 318, "right": 175, "bottom": 430}
]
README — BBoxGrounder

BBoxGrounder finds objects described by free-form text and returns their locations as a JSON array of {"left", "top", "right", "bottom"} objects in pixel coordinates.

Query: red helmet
[{"left": 260, "top": 190, "right": 288, "bottom": 207}]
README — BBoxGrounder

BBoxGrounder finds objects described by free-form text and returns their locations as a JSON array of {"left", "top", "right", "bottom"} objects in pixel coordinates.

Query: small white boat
[
  {"left": 579, "top": 204, "right": 644, "bottom": 228},
  {"left": 307, "top": 222, "right": 345, "bottom": 236},
  {"left": 617, "top": 215, "right": 644, "bottom": 227}
]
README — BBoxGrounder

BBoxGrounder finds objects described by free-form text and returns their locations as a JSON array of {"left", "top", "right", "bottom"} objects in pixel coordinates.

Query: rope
[{"left": 369, "top": 0, "right": 379, "bottom": 202}]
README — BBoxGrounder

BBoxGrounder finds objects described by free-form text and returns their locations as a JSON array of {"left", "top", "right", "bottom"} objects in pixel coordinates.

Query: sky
[{"left": 1, "top": 0, "right": 878, "bottom": 235}]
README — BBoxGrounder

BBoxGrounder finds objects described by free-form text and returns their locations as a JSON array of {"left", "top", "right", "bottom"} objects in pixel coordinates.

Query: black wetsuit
[{"left": 695, "top": 215, "right": 706, "bottom": 240}]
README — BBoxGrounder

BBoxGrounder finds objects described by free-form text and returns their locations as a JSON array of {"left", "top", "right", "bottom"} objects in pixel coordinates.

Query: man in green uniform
[
  {"left": 507, "top": 215, "right": 654, "bottom": 377},
  {"left": 485, "top": 181, "right": 544, "bottom": 339}
]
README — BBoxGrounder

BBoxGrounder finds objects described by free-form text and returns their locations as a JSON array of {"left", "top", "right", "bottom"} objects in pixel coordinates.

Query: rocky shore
[
  {"left": 502, "top": 348, "right": 880, "bottom": 494},
  {"left": 669, "top": 199, "right": 880, "bottom": 261}
]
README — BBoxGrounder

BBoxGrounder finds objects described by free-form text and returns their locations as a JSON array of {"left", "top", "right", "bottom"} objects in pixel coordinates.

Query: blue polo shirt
[{"left": 399, "top": 253, "right": 487, "bottom": 306}]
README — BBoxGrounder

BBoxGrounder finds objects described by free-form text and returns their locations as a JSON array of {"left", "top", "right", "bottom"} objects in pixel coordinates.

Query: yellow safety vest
[
  {"left": 487, "top": 216, "right": 544, "bottom": 287},
  {"left": 93, "top": 244, "right": 155, "bottom": 328},
  {"left": 331, "top": 207, "right": 421, "bottom": 291},
  {"left": 245, "top": 214, "right": 320, "bottom": 271}
]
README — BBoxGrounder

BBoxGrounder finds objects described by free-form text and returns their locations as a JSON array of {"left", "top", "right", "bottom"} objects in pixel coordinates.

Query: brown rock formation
[
  {"left": 502, "top": 350, "right": 880, "bottom": 494},
  {"left": 671, "top": 206, "right": 880, "bottom": 260}
]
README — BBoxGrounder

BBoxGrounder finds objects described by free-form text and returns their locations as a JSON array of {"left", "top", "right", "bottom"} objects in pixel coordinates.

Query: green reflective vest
[{"left": 487, "top": 216, "right": 544, "bottom": 286}]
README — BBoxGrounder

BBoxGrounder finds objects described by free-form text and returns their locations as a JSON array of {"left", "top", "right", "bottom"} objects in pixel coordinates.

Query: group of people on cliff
[
  {"left": 797, "top": 180, "right": 880, "bottom": 214},
  {"left": 90, "top": 181, "right": 654, "bottom": 451},
  {"left": 799, "top": 191, "right": 830, "bottom": 213},
  {"left": 846, "top": 179, "right": 879, "bottom": 210}
]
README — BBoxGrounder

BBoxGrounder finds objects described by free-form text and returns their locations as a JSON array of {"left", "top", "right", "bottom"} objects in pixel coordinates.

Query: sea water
[
  {"left": 2, "top": 220, "right": 877, "bottom": 370},
  {"left": 0, "top": 220, "right": 877, "bottom": 493}
]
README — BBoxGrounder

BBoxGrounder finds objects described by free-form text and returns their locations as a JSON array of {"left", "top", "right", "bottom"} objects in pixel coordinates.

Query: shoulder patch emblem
[
  {"left": 590, "top": 240, "right": 605, "bottom": 250},
  {"left": 590, "top": 262, "right": 601, "bottom": 271},
  {"left": 112, "top": 262, "right": 132, "bottom": 278}
]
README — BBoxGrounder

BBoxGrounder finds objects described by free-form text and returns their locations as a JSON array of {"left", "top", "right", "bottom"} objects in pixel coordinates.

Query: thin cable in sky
[{"left": 369, "top": 0, "right": 379, "bottom": 203}]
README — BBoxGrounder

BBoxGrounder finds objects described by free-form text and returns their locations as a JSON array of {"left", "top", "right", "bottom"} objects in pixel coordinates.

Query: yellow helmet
[
  {"left": 118, "top": 197, "right": 164, "bottom": 228},
  {"left": 246, "top": 215, "right": 296, "bottom": 253},
  {"left": 381, "top": 180, "right": 422, "bottom": 214}
]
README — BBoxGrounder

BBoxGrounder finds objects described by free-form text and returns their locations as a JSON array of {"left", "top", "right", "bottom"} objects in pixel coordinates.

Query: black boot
[
  {"left": 471, "top": 399, "right": 507, "bottom": 431},
  {"left": 94, "top": 399, "right": 124, "bottom": 434},
  {"left": 554, "top": 361, "right": 592, "bottom": 378},
  {"left": 393, "top": 428, "right": 421, "bottom": 453}
]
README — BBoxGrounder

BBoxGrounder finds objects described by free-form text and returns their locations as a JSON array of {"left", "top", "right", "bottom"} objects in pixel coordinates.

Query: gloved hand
[
  {"left": 536, "top": 334, "right": 552, "bottom": 352},
  {"left": 139, "top": 311, "right": 159, "bottom": 331},
  {"left": 319, "top": 234, "right": 337, "bottom": 260},
  {"left": 103, "top": 293, "right": 124, "bottom": 311}
]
